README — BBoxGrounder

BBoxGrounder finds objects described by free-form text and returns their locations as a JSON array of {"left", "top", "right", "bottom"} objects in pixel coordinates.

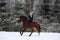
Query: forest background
[{"left": 0, "top": 0, "right": 60, "bottom": 32}]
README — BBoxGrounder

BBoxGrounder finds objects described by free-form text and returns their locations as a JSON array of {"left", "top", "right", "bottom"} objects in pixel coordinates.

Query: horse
[{"left": 17, "top": 16, "right": 41, "bottom": 36}]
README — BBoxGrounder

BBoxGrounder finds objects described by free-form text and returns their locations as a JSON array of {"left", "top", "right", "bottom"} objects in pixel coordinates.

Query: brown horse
[{"left": 17, "top": 16, "right": 41, "bottom": 36}]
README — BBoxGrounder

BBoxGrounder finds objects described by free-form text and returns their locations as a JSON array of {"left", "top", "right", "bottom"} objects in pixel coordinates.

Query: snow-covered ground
[{"left": 0, "top": 31, "right": 60, "bottom": 40}]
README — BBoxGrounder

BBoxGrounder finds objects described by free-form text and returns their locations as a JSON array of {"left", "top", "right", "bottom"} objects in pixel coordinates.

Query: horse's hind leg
[
  {"left": 37, "top": 25, "right": 41, "bottom": 35},
  {"left": 20, "top": 29, "right": 21, "bottom": 35},
  {"left": 29, "top": 30, "right": 33, "bottom": 36}
]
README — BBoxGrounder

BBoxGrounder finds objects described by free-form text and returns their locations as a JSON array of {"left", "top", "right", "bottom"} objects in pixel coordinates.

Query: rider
[{"left": 28, "top": 9, "right": 34, "bottom": 23}]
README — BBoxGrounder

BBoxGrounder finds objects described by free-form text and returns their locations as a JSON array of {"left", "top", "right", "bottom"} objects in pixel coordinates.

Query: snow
[{"left": 0, "top": 31, "right": 60, "bottom": 40}]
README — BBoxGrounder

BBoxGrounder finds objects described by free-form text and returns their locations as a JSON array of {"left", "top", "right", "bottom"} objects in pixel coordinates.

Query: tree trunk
[{"left": 33, "top": 0, "right": 43, "bottom": 23}]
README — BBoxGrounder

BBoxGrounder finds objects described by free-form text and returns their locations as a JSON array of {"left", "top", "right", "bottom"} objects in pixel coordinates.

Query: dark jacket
[{"left": 28, "top": 15, "right": 33, "bottom": 23}]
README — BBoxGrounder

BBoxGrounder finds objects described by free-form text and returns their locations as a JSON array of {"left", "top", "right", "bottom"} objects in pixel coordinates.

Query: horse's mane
[{"left": 20, "top": 16, "right": 27, "bottom": 20}]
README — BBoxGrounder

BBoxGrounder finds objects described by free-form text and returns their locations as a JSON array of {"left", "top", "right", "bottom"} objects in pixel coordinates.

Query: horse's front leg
[
  {"left": 21, "top": 27, "right": 26, "bottom": 36},
  {"left": 19, "top": 27, "right": 23, "bottom": 35},
  {"left": 29, "top": 30, "right": 33, "bottom": 36}
]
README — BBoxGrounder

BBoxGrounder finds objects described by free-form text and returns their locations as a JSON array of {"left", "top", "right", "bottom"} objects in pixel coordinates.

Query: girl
[{"left": 28, "top": 9, "right": 34, "bottom": 23}]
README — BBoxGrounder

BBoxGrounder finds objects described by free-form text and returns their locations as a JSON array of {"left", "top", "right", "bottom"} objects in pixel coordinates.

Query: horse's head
[{"left": 18, "top": 16, "right": 27, "bottom": 23}]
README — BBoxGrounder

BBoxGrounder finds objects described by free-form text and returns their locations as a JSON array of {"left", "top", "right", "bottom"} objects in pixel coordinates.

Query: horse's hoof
[
  {"left": 29, "top": 35, "right": 31, "bottom": 36},
  {"left": 20, "top": 34, "right": 22, "bottom": 36},
  {"left": 20, "top": 33, "right": 22, "bottom": 36}
]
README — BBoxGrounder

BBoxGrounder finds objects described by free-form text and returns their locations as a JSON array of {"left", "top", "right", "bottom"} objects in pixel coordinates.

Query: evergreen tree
[
  {"left": 0, "top": 0, "right": 6, "bottom": 12},
  {"left": 41, "top": 0, "right": 50, "bottom": 16}
]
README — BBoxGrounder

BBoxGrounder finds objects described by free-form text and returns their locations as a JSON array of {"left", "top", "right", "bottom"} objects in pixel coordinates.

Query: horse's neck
[{"left": 23, "top": 20, "right": 28, "bottom": 24}]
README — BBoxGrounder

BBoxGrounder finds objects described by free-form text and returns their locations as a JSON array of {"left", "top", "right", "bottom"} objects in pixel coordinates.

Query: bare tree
[{"left": 33, "top": 0, "right": 43, "bottom": 23}]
